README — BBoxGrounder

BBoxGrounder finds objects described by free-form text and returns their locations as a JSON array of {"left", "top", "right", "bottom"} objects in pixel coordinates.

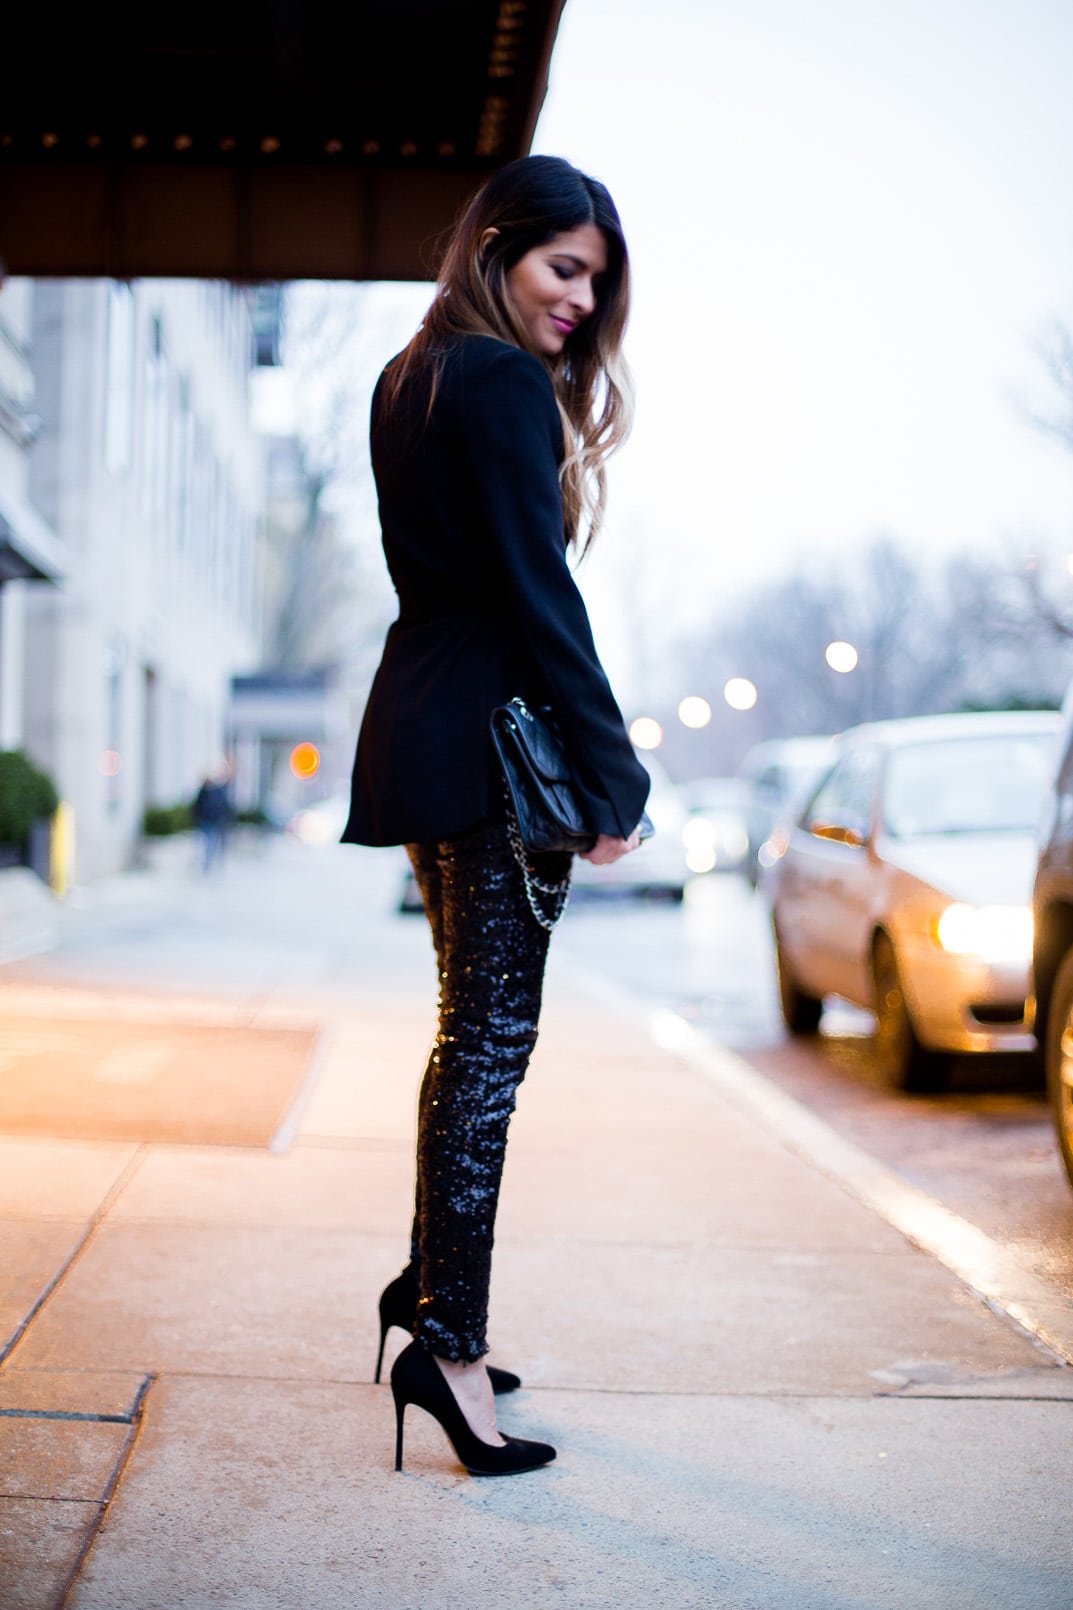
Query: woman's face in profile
[{"left": 504, "top": 223, "right": 608, "bottom": 357}]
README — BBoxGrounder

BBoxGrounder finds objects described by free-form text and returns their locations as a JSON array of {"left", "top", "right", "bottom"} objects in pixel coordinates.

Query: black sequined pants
[{"left": 404, "top": 821, "right": 570, "bottom": 1362}]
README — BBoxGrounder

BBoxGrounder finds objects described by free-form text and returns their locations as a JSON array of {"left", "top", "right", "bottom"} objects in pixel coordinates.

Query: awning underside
[{"left": 0, "top": 1, "right": 565, "bottom": 280}]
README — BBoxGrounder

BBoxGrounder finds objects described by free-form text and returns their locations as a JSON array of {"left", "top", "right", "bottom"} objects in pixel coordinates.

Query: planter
[
  {"left": 0, "top": 753, "right": 60, "bottom": 882},
  {"left": 0, "top": 820, "right": 53, "bottom": 883},
  {"left": 27, "top": 818, "right": 53, "bottom": 883}
]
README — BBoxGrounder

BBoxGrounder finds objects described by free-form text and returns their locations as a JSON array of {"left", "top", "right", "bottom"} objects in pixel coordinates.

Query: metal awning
[
  {"left": 0, "top": 487, "right": 67, "bottom": 584},
  {"left": 0, "top": 2, "right": 566, "bottom": 282}
]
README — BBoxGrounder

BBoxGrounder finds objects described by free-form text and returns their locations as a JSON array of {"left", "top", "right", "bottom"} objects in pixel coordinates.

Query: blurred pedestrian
[
  {"left": 343, "top": 155, "right": 650, "bottom": 1475},
  {"left": 193, "top": 763, "right": 233, "bottom": 875}
]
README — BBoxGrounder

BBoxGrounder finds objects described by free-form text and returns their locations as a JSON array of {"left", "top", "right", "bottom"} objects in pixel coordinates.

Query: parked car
[
  {"left": 287, "top": 793, "right": 350, "bottom": 846},
  {"left": 400, "top": 749, "right": 689, "bottom": 912},
  {"left": 770, "top": 710, "right": 1059, "bottom": 1091},
  {"left": 738, "top": 736, "right": 837, "bottom": 885},
  {"left": 1030, "top": 685, "right": 1073, "bottom": 1189},
  {"left": 677, "top": 777, "right": 751, "bottom": 875},
  {"left": 570, "top": 749, "right": 689, "bottom": 900}
]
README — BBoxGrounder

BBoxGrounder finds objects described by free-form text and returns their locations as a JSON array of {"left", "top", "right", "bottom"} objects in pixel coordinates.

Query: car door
[{"left": 777, "top": 746, "right": 881, "bottom": 1005}]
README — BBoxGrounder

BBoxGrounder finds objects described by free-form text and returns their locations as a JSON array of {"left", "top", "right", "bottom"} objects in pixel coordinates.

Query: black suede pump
[
  {"left": 390, "top": 1341, "right": 555, "bottom": 1477},
  {"left": 375, "top": 1270, "right": 521, "bottom": 1395}
]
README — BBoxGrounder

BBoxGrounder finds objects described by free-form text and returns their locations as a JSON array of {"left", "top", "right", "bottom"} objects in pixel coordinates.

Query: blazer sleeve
[{"left": 457, "top": 342, "right": 650, "bottom": 839}]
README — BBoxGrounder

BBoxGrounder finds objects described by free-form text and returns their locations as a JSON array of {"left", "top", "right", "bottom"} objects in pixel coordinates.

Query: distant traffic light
[{"left": 290, "top": 742, "right": 321, "bottom": 779}]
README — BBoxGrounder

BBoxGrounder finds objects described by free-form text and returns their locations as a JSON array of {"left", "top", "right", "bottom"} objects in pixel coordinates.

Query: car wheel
[
  {"left": 1044, "top": 948, "right": 1073, "bottom": 1191},
  {"left": 774, "top": 929, "right": 823, "bottom": 1034},
  {"left": 872, "top": 933, "right": 948, "bottom": 1094}
]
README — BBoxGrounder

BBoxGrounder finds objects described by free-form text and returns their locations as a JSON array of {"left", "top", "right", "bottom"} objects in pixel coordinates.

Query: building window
[
  {"left": 173, "top": 374, "right": 194, "bottom": 554},
  {"left": 104, "top": 283, "right": 135, "bottom": 475},
  {"left": 142, "top": 314, "right": 170, "bottom": 527},
  {"left": 103, "top": 642, "right": 124, "bottom": 814}
]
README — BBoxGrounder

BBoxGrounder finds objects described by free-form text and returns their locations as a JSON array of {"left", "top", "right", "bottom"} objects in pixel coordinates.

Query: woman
[{"left": 343, "top": 155, "right": 650, "bottom": 1476}]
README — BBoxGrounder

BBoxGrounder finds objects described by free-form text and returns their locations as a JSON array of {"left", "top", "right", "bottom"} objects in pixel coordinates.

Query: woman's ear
[{"left": 478, "top": 227, "right": 500, "bottom": 263}]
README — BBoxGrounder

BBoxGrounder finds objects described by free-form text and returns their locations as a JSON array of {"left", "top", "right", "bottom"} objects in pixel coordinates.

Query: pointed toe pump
[
  {"left": 390, "top": 1341, "right": 555, "bottom": 1477},
  {"left": 375, "top": 1271, "right": 521, "bottom": 1395}
]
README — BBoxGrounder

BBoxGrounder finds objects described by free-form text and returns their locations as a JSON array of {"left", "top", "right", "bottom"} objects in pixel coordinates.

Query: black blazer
[{"left": 342, "top": 333, "right": 650, "bottom": 848}]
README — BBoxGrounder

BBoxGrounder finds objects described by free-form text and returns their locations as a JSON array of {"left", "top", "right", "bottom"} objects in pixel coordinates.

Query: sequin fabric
[{"left": 404, "top": 821, "right": 570, "bottom": 1362}]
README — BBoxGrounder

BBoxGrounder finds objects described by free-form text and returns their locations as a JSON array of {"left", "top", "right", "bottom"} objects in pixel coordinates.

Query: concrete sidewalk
[{"left": 1, "top": 839, "right": 1072, "bottom": 1610}]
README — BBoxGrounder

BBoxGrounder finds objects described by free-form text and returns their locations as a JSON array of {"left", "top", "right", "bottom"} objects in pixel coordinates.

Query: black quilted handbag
[
  {"left": 489, "top": 698, "right": 593, "bottom": 928},
  {"left": 490, "top": 698, "right": 596, "bottom": 855}
]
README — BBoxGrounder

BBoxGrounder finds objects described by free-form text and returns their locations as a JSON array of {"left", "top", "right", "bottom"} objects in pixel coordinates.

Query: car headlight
[
  {"left": 685, "top": 845, "right": 718, "bottom": 873},
  {"left": 683, "top": 818, "right": 716, "bottom": 852},
  {"left": 935, "top": 903, "right": 1033, "bottom": 964}
]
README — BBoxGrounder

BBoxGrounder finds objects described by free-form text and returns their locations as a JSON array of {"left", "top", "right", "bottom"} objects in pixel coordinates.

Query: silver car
[
  {"left": 1030, "top": 679, "right": 1073, "bottom": 1191},
  {"left": 739, "top": 735, "right": 837, "bottom": 886},
  {"left": 770, "top": 711, "right": 1059, "bottom": 1090},
  {"left": 570, "top": 749, "right": 689, "bottom": 901}
]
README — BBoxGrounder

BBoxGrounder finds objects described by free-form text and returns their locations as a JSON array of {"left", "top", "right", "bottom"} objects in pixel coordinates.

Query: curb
[{"left": 558, "top": 955, "right": 1073, "bottom": 1368}]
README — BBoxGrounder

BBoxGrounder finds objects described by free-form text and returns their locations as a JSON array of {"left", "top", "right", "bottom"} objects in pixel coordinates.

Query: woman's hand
[{"left": 578, "top": 828, "right": 642, "bottom": 865}]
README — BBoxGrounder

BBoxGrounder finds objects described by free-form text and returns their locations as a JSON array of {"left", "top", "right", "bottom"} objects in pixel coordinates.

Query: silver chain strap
[{"left": 502, "top": 783, "right": 572, "bottom": 931}]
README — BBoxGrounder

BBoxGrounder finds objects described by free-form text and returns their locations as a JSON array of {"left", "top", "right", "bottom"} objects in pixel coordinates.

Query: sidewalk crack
[
  {"left": 56, "top": 1374, "right": 156, "bottom": 1609},
  {"left": 0, "top": 1148, "right": 150, "bottom": 1366}
]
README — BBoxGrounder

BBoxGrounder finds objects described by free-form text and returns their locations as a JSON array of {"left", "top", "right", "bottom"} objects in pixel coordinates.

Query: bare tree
[
  {"left": 664, "top": 534, "right": 1070, "bottom": 777},
  {"left": 993, "top": 317, "right": 1073, "bottom": 648},
  {"left": 1025, "top": 320, "right": 1073, "bottom": 456},
  {"left": 262, "top": 448, "right": 356, "bottom": 672},
  {"left": 708, "top": 536, "right": 953, "bottom": 734},
  {"left": 269, "top": 282, "right": 426, "bottom": 696}
]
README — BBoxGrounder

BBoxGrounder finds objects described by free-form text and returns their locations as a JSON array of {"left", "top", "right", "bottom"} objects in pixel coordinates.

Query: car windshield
[
  {"left": 782, "top": 755, "right": 833, "bottom": 804},
  {"left": 882, "top": 732, "right": 1055, "bottom": 838}
]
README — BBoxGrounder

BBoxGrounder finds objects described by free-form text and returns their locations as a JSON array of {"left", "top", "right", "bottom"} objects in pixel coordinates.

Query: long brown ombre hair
[{"left": 384, "top": 155, "right": 633, "bottom": 552}]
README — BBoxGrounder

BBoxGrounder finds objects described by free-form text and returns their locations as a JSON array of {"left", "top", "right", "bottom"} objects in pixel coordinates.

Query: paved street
[{"left": 1, "top": 837, "right": 1072, "bottom": 1609}]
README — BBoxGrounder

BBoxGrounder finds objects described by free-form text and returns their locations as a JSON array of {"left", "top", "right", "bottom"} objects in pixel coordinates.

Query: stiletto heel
[
  {"left": 394, "top": 1396, "right": 406, "bottom": 1473},
  {"left": 374, "top": 1296, "right": 391, "bottom": 1386},
  {"left": 375, "top": 1270, "right": 521, "bottom": 1394},
  {"left": 390, "top": 1341, "right": 555, "bottom": 1477}
]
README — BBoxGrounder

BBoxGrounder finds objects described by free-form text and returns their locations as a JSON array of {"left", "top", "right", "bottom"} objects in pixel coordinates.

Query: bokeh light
[
  {"left": 723, "top": 678, "right": 758, "bottom": 711},
  {"left": 682, "top": 817, "right": 718, "bottom": 874},
  {"left": 825, "top": 640, "right": 859, "bottom": 673},
  {"left": 678, "top": 695, "right": 712, "bottom": 729},
  {"left": 629, "top": 716, "right": 663, "bottom": 750},
  {"left": 290, "top": 741, "right": 321, "bottom": 779},
  {"left": 685, "top": 844, "right": 717, "bottom": 874}
]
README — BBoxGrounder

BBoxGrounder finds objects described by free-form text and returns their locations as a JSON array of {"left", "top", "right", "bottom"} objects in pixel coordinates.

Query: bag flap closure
[{"left": 506, "top": 705, "right": 571, "bottom": 785}]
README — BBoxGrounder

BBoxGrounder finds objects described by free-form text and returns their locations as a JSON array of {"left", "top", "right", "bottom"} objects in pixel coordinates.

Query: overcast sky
[
  {"left": 275, "top": 1, "right": 1073, "bottom": 700},
  {"left": 533, "top": 0, "right": 1073, "bottom": 637}
]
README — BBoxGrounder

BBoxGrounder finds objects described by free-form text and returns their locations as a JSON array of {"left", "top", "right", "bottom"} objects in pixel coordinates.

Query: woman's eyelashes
[{"left": 551, "top": 265, "right": 605, "bottom": 302}]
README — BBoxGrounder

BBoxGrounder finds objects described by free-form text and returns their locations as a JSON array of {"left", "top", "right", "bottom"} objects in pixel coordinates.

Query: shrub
[
  {"left": 143, "top": 803, "right": 194, "bottom": 837},
  {"left": 0, "top": 751, "right": 59, "bottom": 845},
  {"left": 234, "top": 806, "right": 270, "bottom": 827}
]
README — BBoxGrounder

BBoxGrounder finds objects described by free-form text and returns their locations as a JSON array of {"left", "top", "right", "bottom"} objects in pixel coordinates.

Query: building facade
[
  {"left": 22, "top": 279, "right": 264, "bottom": 879},
  {"left": 0, "top": 278, "right": 66, "bottom": 756}
]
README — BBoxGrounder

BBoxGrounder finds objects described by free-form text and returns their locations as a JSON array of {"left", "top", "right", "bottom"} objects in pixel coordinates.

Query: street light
[
  {"left": 723, "top": 677, "right": 758, "bottom": 711},
  {"left": 825, "top": 641, "right": 858, "bottom": 673},
  {"left": 678, "top": 695, "right": 712, "bottom": 729},
  {"left": 629, "top": 716, "right": 663, "bottom": 749}
]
